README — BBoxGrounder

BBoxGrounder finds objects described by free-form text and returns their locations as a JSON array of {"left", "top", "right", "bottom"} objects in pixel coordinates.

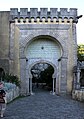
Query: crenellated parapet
[{"left": 10, "top": 8, "right": 78, "bottom": 23}]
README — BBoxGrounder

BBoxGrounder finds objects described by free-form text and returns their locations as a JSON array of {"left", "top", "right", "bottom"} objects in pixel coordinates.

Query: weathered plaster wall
[
  {"left": 67, "top": 23, "right": 77, "bottom": 92},
  {"left": 13, "top": 26, "right": 20, "bottom": 77},
  {"left": 9, "top": 24, "right": 20, "bottom": 78},
  {"left": 0, "top": 12, "right": 10, "bottom": 73}
]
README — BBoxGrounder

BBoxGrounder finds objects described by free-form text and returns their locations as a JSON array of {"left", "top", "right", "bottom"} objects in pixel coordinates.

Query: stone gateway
[{"left": 0, "top": 8, "right": 79, "bottom": 95}]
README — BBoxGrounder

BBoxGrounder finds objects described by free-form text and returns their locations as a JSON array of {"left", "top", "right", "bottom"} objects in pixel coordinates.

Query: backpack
[{"left": 0, "top": 90, "right": 5, "bottom": 103}]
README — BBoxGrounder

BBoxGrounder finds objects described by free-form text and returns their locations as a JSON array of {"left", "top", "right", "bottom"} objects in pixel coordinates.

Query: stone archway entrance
[
  {"left": 24, "top": 35, "right": 62, "bottom": 95},
  {"left": 29, "top": 62, "right": 56, "bottom": 94},
  {"left": 31, "top": 63, "right": 54, "bottom": 92}
]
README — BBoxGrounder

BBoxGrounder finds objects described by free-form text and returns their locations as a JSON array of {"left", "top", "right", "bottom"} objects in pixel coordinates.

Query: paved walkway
[{"left": 2, "top": 90, "right": 84, "bottom": 119}]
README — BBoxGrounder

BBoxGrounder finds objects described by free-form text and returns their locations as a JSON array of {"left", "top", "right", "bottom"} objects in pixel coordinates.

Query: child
[{"left": 0, "top": 82, "right": 7, "bottom": 117}]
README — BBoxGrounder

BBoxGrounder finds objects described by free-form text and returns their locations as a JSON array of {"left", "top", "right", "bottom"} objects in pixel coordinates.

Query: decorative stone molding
[
  {"left": 25, "top": 18, "right": 29, "bottom": 23},
  {"left": 10, "top": 8, "right": 78, "bottom": 23}
]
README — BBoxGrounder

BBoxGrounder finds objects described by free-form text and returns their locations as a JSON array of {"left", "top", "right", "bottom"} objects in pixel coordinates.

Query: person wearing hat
[{"left": 0, "top": 82, "right": 7, "bottom": 117}]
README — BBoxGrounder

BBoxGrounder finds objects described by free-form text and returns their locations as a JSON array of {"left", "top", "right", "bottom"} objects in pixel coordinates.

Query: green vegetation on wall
[
  {"left": 77, "top": 44, "right": 84, "bottom": 61},
  {"left": 2, "top": 73, "right": 20, "bottom": 86}
]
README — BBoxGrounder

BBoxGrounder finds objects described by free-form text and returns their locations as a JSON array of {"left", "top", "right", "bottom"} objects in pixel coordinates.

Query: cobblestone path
[{"left": 2, "top": 90, "right": 84, "bottom": 119}]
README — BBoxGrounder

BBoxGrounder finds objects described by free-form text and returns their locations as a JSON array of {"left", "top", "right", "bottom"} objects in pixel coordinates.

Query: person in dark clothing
[{"left": 0, "top": 82, "right": 7, "bottom": 117}]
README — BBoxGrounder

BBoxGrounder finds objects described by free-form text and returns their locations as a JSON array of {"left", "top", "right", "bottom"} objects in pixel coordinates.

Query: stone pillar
[
  {"left": 60, "top": 58, "right": 67, "bottom": 93},
  {"left": 55, "top": 73, "right": 59, "bottom": 95},
  {"left": 29, "top": 77, "right": 34, "bottom": 95},
  {"left": 58, "top": 60, "right": 61, "bottom": 94},
  {"left": 76, "top": 68, "right": 81, "bottom": 89},
  {"left": 25, "top": 65, "right": 30, "bottom": 94},
  {"left": 20, "top": 58, "right": 27, "bottom": 95},
  {"left": 55, "top": 60, "right": 60, "bottom": 95},
  {"left": 52, "top": 78, "right": 55, "bottom": 95},
  {"left": 30, "top": 78, "right": 33, "bottom": 94},
  {"left": 25, "top": 59, "right": 32, "bottom": 95}
]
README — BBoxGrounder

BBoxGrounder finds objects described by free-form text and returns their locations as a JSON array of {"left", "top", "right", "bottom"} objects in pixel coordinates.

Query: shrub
[{"left": 3, "top": 73, "right": 20, "bottom": 86}]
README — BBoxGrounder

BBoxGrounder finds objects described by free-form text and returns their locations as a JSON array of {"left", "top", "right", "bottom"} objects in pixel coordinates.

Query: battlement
[{"left": 10, "top": 8, "right": 78, "bottom": 23}]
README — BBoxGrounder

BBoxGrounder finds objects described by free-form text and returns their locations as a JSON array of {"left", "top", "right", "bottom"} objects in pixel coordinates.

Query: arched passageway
[
  {"left": 31, "top": 63, "right": 54, "bottom": 92},
  {"left": 22, "top": 35, "right": 63, "bottom": 95}
]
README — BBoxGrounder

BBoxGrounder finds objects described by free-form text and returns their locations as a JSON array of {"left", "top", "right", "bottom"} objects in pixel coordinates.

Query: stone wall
[
  {"left": 6, "top": 87, "right": 20, "bottom": 103},
  {"left": 0, "top": 12, "right": 10, "bottom": 58},
  {"left": 67, "top": 23, "right": 77, "bottom": 92},
  {"left": 72, "top": 89, "right": 84, "bottom": 101},
  {"left": 13, "top": 26, "right": 20, "bottom": 77},
  {"left": 0, "top": 12, "right": 10, "bottom": 73}
]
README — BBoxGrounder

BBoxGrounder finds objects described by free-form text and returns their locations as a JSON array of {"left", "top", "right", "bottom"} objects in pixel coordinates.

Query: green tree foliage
[
  {"left": 32, "top": 63, "right": 54, "bottom": 90},
  {"left": 40, "top": 65, "right": 54, "bottom": 85},
  {"left": 77, "top": 44, "right": 84, "bottom": 61}
]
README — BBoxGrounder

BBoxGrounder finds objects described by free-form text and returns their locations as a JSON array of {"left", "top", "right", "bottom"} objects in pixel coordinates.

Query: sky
[{"left": 0, "top": 0, "right": 84, "bottom": 44}]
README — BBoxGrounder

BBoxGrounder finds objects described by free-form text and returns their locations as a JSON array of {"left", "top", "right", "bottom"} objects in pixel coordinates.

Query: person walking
[{"left": 0, "top": 82, "right": 7, "bottom": 117}]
